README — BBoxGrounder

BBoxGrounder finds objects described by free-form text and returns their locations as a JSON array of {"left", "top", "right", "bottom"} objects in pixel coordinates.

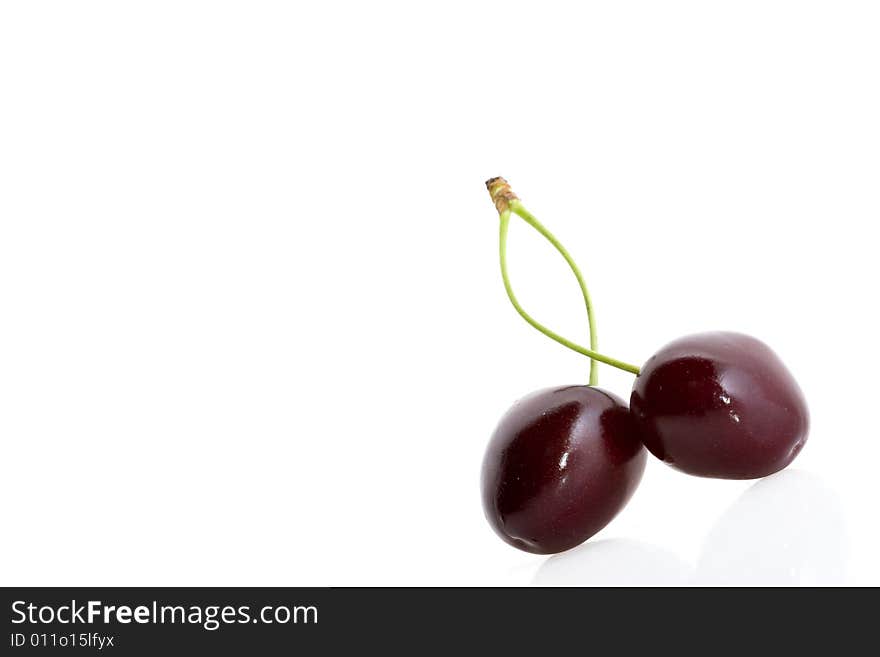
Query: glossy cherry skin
[
  {"left": 482, "top": 386, "right": 647, "bottom": 554},
  {"left": 630, "top": 332, "right": 809, "bottom": 479}
]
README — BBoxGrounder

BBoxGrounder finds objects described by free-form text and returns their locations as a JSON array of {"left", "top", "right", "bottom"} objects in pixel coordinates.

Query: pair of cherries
[{"left": 481, "top": 178, "right": 809, "bottom": 555}]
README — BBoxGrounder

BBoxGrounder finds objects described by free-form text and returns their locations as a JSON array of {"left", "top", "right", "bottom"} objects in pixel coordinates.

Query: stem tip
[{"left": 486, "top": 177, "right": 518, "bottom": 215}]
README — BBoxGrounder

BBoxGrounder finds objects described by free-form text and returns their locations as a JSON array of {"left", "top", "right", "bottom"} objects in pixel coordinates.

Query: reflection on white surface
[
  {"left": 531, "top": 470, "right": 845, "bottom": 586},
  {"left": 693, "top": 470, "right": 846, "bottom": 586},
  {"left": 533, "top": 539, "right": 692, "bottom": 586}
]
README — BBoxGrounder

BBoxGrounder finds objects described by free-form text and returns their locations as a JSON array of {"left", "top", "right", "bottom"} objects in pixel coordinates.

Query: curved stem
[
  {"left": 509, "top": 199, "right": 599, "bottom": 385},
  {"left": 499, "top": 211, "right": 641, "bottom": 376}
]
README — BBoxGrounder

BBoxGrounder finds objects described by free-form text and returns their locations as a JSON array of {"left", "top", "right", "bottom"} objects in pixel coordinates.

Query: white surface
[{"left": 1, "top": 1, "right": 877, "bottom": 586}]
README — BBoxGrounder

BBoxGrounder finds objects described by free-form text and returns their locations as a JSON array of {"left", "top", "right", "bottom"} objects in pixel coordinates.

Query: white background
[{"left": 1, "top": 1, "right": 877, "bottom": 586}]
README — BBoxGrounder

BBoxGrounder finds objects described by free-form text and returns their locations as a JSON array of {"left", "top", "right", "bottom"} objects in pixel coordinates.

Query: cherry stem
[
  {"left": 490, "top": 178, "right": 641, "bottom": 377},
  {"left": 508, "top": 199, "right": 600, "bottom": 385}
]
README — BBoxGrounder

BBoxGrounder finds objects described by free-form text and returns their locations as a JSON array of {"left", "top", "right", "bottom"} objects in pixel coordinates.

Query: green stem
[
  {"left": 509, "top": 199, "right": 599, "bottom": 385},
  {"left": 493, "top": 184, "right": 641, "bottom": 377}
]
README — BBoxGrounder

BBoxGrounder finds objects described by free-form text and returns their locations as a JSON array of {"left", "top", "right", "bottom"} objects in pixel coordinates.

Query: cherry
[
  {"left": 482, "top": 386, "right": 647, "bottom": 554},
  {"left": 630, "top": 332, "right": 809, "bottom": 479},
  {"left": 481, "top": 178, "right": 810, "bottom": 554},
  {"left": 481, "top": 177, "right": 648, "bottom": 554}
]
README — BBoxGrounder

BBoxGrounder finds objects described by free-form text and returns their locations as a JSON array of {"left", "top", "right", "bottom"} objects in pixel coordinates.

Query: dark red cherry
[
  {"left": 630, "top": 332, "right": 809, "bottom": 479},
  {"left": 482, "top": 386, "right": 647, "bottom": 554}
]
